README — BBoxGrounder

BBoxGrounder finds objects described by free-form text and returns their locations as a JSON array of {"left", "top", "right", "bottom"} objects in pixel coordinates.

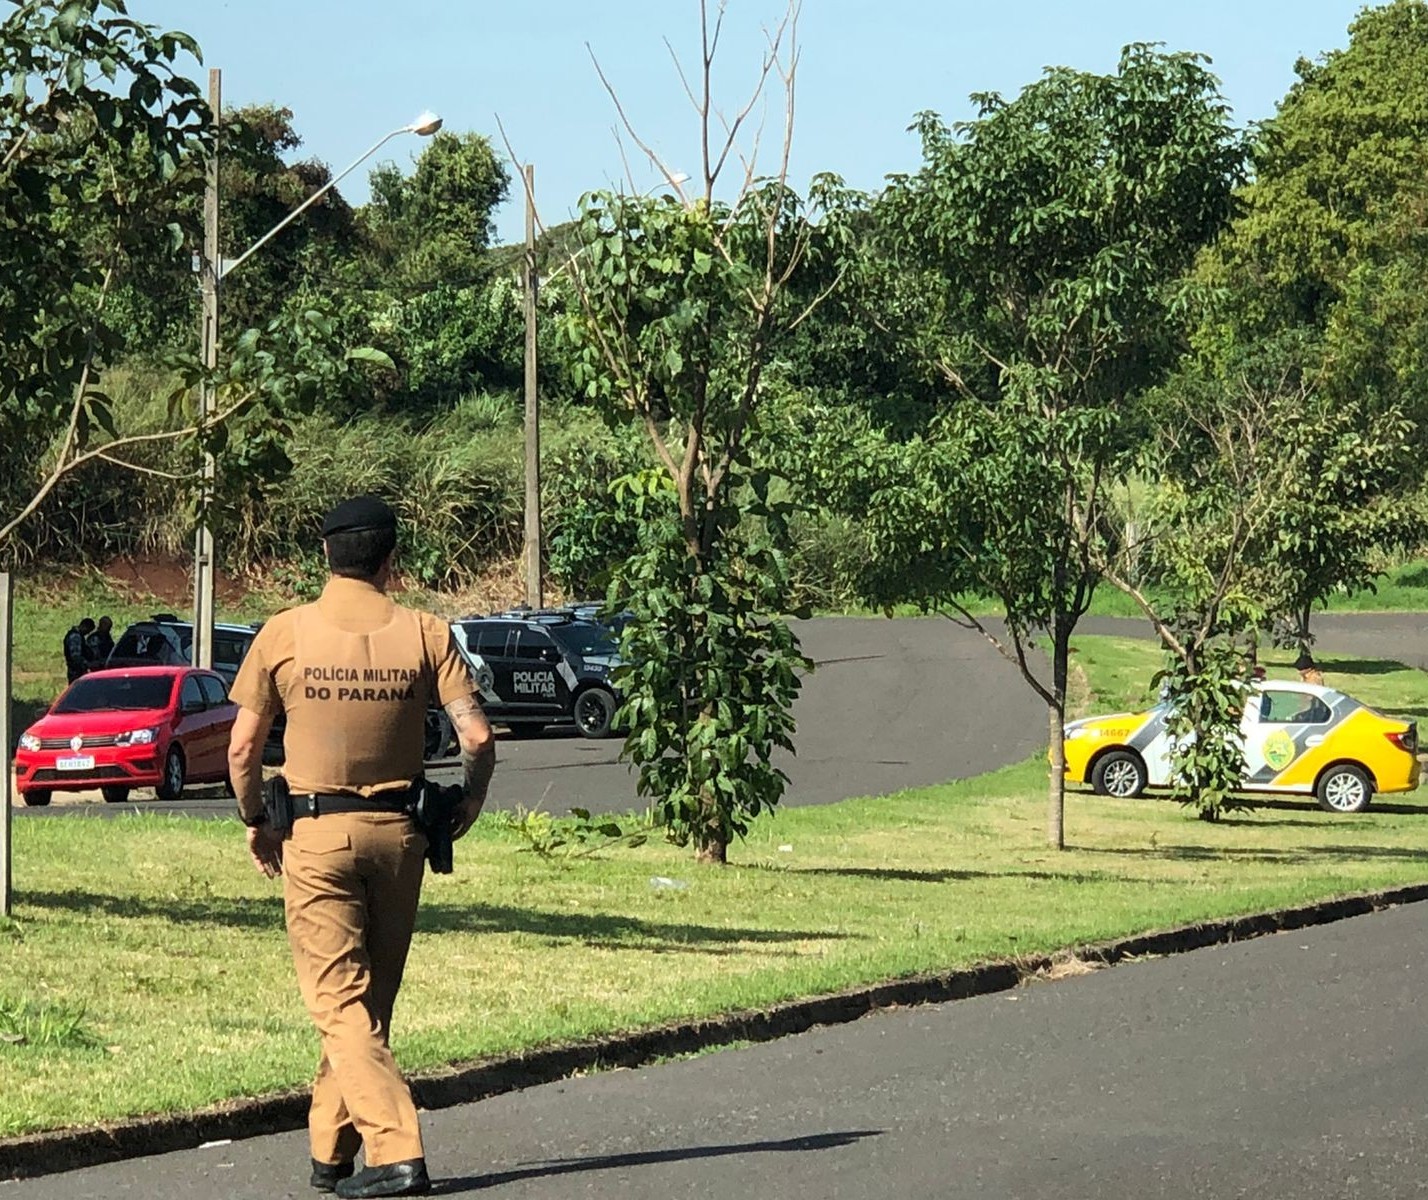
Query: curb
[{"left": 5, "top": 880, "right": 1428, "bottom": 1180}]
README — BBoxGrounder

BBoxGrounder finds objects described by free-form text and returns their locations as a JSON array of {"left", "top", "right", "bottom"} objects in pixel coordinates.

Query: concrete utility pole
[
  {"left": 1, "top": 571, "right": 13, "bottom": 917},
  {"left": 523, "top": 163, "right": 543, "bottom": 610},
  {"left": 188, "top": 95, "right": 441, "bottom": 658},
  {"left": 192, "top": 66, "right": 221, "bottom": 671}
]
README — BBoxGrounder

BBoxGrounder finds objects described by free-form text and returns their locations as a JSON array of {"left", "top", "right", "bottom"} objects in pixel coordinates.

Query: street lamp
[
  {"left": 218, "top": 110, "right": 444, "bottom": 281},
  {"left": 191, "top": 66, "right": 441, "bottom": 668}
]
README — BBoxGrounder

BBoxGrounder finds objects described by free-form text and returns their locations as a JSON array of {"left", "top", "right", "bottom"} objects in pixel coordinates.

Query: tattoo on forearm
[
  {"left": 461, "top": 746, "right": 495, "bottom": 806},
  {"left": 445, "top": 696, "right": 483, "bottom": 726},
  {"left": 445, "top": 695, "right": 495, "bottom": 805}
]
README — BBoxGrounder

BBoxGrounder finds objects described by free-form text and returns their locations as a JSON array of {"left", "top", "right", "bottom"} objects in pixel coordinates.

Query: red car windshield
[{"left": 54, "top": 675, "right": 174, "bottom": 714}]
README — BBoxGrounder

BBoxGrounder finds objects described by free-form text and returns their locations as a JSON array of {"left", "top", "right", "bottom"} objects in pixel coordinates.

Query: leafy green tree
[
  {"left": 357, "top": 130, "right": 513, "bottom": 408},
  {"left": 1151, "top": 635, "right": 1252, "bottom": 821},
  {"left": 214, "top": 104, "right": 364, "bottom": 339},
  {"left": 1203, "top": 0, "right": 1428, "bottom": 336},
  {"left": 0, "top": 0, "right": 203, "bottom": 539},
  {"left": 364, "top": 130, "right": 508, "bottom": 291},
  {"left": 100, "top": 103, "right": 366, "bottom": 356},
  {"left": 564, "top": 180, "right": 826, "bottom": 863},
  {"left": 0, "top": 1, "right": 389, "bottom": 559},
  {"left": 1191, "top": 3, "right": 1428, "bottom": 639},
  {"left": 561, "top": 2, "right": 825, "bottom": 863},
  {"left": 819, "top": 45, "right": 1245, "bottom": 847},
  {"left": 1100, "top": 338, "right": 1415, "bottom": 816}
]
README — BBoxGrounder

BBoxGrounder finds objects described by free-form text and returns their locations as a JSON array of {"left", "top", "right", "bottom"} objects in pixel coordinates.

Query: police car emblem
[
  {"left": 1262, "top": 730, "right": 1297, "bottom": 772},
  {"left": 70, "top": 734, "right": 84, "bottom": 752}
]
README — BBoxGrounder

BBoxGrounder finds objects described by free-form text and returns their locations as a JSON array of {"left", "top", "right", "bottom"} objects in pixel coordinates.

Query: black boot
[
  {"left": 335, "top": 1158, "right": 431, "bottom": 1198},
  {"left": 309, "top": 1158, "right": 355, "bottom": 1193}
]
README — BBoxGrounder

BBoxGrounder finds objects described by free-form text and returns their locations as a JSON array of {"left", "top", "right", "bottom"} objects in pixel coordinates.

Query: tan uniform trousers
[{"left": 283, "top": 811, "right": 427, "bottom": 1167}]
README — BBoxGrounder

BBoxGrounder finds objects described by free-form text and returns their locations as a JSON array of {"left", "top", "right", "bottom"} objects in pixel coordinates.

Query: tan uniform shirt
[{"left": 230, "top": 577, "right": 475, "bottom": 795}]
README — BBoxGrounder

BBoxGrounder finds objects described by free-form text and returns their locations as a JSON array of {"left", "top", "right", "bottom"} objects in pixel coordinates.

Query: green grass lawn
[
  {"left": 5, "top": 570, "right": 277, "bottom": 740},
  {"left": 1081, "top": 559, "right": 1428, "bottom": 619},
  {"left": 3, "top": 633, "right": 1428, "bottom": 1137},
  {"left": 817, "top": 558, "right": 1428, "bottom": 621},
  {"left": 1071, "top": 634, "right": 1428, "bottom": 719}
]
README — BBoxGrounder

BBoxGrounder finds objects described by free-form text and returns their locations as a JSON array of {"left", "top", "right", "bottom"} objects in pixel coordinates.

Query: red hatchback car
[{"left": 13, "top": 667, "right": 237, "bottom": 807}]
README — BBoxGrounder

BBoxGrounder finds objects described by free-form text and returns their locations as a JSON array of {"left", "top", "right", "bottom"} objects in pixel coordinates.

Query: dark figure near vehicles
[
  {"left": 63, "top": 617, "right": 95, "bottom": 682},
  {"left": 87, "top": 615, "right": 115, "bottom": 665}
]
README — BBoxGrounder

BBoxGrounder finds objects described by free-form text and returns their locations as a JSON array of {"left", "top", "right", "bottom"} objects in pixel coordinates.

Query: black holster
[
  {"left": 263, "top": 775, "right": 296, "bottom": 837},
  {"left": 408, "top": 779, "right": 463, "bottom": 875}
]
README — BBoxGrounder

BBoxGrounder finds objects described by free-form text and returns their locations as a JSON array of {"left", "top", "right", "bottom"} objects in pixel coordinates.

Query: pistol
[
  {"left": 263, "top": 775, "right": 295, "bottom": 837},
  {"left": 411, "top": 780, "right": 463, "bottom": 874}
]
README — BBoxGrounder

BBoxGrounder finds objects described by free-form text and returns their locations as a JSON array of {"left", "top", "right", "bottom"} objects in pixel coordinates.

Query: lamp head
[
  {"left": 668, "top": 171, "right": 691, "bottom": 187},
  {"left": 408, "top": 111, "right": 443, "bottom": 136}
]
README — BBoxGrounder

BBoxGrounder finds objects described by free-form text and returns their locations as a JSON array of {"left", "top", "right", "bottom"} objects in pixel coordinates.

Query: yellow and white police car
[{"left": 1064, "top": 681, "right": 1420, "bottom": 813}]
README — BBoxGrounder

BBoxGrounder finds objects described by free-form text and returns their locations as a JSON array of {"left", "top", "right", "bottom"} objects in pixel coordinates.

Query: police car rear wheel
[
  {"left": 575, "top": 689, "right": 616, "bottom": 739},
  {"left": 101, "top": 786, "right": 130, "bottom": 804},
  {"left": 1091, "top": 750, "right": 1147, "bottom": 799},
  {"left": 155, "top": 746, "right": 185, "bottom": 802},
  {"left": 1316, "top": 764, "right": 1372, "bottom": 814}
]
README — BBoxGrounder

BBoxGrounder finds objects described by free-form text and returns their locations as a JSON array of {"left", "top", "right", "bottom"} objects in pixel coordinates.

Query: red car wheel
[{"left": 155, "top": 746, "right": 185, "bottom": 802}]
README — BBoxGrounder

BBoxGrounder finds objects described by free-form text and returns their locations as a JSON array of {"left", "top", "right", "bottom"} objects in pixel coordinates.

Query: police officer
[
  {"left": 63, "top": 617, "right": 94, "bottom": 682},
  {"left": 86, "top": 615, "right": 115, "bottom": 665},
  {"left": 227, "top": 495, "right": 495, "bottom": 1199}
]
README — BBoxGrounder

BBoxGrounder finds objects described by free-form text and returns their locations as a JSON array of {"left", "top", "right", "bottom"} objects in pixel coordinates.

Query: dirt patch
[
  {"left": 93, "top": 554, "right": 530, "bottom": 621},
  {"left": 399, "top": 556, "right": 554, "bottom": 621},
  {"left": 102, "top": 556, "right": 246, "bottom": 608}
]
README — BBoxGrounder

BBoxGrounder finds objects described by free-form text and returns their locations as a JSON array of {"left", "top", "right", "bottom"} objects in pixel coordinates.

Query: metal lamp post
[{"left": 191, "top": 66, "right": 441, "bottom": 668}]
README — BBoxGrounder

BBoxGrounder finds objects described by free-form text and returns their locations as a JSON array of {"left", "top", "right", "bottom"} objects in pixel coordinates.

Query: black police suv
[{"left": 452, "top": 609, "right": 623, "bottom": 738}]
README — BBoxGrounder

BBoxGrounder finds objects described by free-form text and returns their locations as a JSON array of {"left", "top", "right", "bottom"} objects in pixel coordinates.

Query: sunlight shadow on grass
[
  {"left": 761, "top": 864, "right": 1168, "bottom": 886},
  {"left": 418, "top": 902, "right": 851, "bottom": 953},
  {"left": 1318, "top": 657, "right": 1412, "bottom": 676},
  {"left": 24, "top": 891, "right": 852, "bottom": 955},
  {"left": 1093, "top": 843, "right": 1425, "bottom": 864}
]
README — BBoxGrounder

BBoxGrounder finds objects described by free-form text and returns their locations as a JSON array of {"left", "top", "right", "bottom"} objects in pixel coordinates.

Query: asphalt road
[
  {"left": 16, "top": 612, "right": 1428, "bottom": 821},
  {"left": 16, "top": 617, "right": 1049, "bottom": 820},
  {"left": 11, "top": 899, "right": 1428, "bottom": 1198}
]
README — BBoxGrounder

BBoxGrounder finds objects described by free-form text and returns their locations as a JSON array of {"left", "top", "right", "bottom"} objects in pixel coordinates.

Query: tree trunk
[
  {"left": 694, "top": 785, "right": 728, "bottom": 864},
  {"left": 1046, "top": 620, "right": 1069, "bottom": 850},
  {"left": 1298, "top": 603, "right": 1313, "bottom": 659},
  {"left": 695, "top": 836, "right": 728, "bottom": 865},
  {"left": 1047, "top": 701, "right": 1066, "bottom": 849}
]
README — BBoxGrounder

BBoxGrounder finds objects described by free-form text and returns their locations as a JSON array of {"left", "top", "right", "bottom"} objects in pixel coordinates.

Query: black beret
[{"left": 321, "top": 494, "right": 397, "bottom": 537}]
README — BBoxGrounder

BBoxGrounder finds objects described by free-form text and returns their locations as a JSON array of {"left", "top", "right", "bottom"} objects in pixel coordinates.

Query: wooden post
[
  {"left": 522, "top": 163, "right": 543, "bottom": 609},
  {"left": 0, "top": 572, "right": 13, "bottom": 917}
]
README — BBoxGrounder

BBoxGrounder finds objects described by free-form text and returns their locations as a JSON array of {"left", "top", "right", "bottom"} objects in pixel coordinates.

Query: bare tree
[{"left": 506, "top": 1, "right": 838, "bottom": 862}]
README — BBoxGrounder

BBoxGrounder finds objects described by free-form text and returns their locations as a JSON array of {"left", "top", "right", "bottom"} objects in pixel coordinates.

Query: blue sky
[{"left": 136, "top": 1, "right": 1366, "bottom": 245}]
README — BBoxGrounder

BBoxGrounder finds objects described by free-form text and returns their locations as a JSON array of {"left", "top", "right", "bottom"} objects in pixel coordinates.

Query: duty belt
[{"left": 292, "top": 788, "right": 418, "bottom": 819}]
